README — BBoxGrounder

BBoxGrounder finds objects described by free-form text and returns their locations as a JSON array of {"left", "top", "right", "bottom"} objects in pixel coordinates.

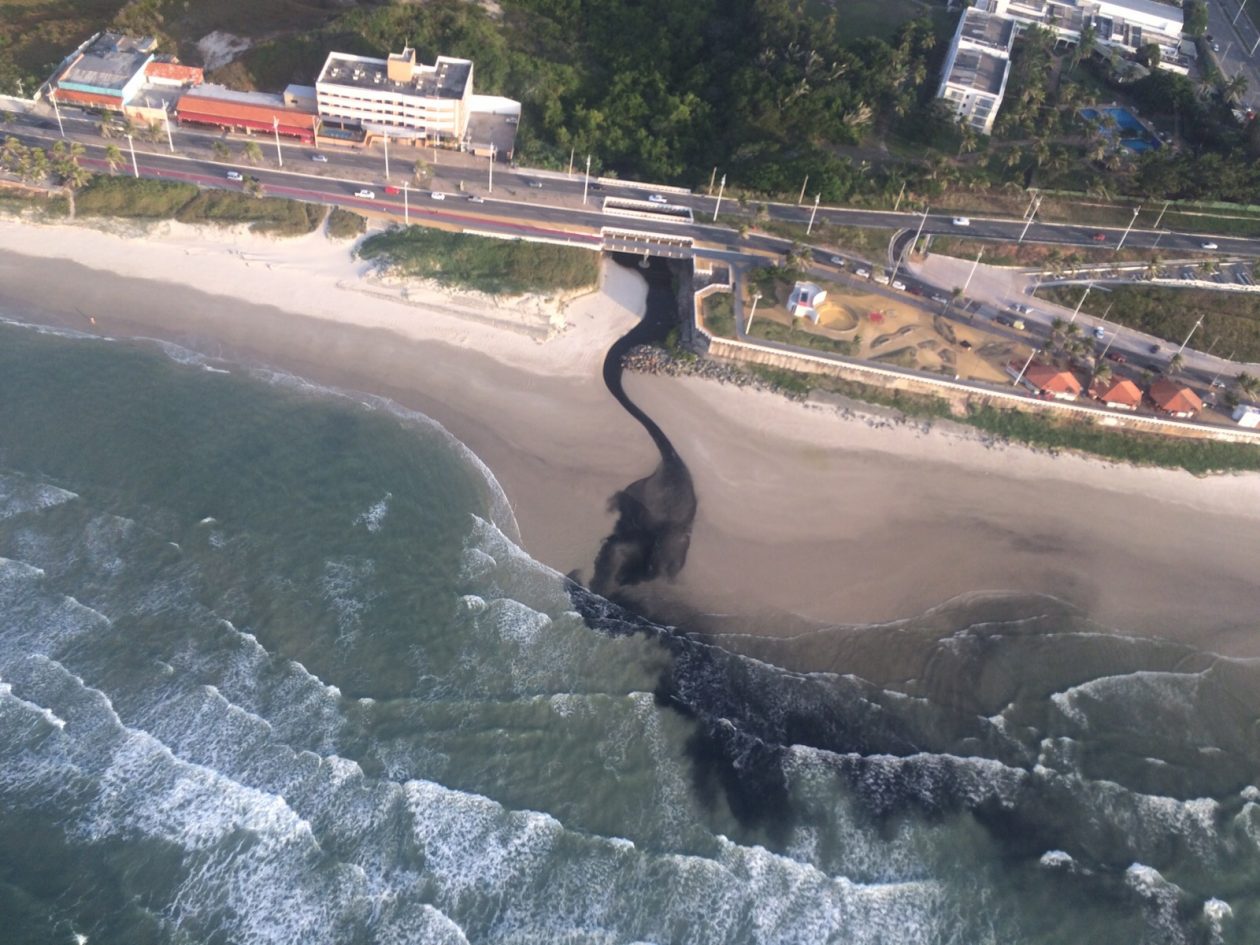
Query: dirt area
[{"left": 748, "top": 278, "right": 1028, "bottom": 383}]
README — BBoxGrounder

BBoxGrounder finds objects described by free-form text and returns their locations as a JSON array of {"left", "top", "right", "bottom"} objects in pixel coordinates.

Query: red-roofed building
[
  {"left": 175, "top": 85, "right": 317, "bottom": 143},
  {"left": 1089, "top": 376, "right": 1143, "bottom": 410},
  {"left": 145, "top": 61, "right": 203, "bottom": 87},
  {"left": 1019, "top": 362, "right": 1083, "bottom": 400},
  {"left": 1147, "top": 378, "right": 1203, "bottom": 418}
]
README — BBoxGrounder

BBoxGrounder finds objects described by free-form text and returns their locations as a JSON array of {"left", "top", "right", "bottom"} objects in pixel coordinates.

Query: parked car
[
  {"left": 952, "top": 216, "right": 971, "bottom": 227},
  {"left": 931, "top": 293, "right": 949, "bottom": 304},
  {"left": 1213, "top": 42, "right": 1221, "bottom": 52},
  {"left": 429, "top": 191, "right": 445, "bottom": 200},
  {"left": 995, "top": 315, "right": 1015, "bottom": 327},
  {"left": 873, "top": 272, "right": 891, "bottom": 285},
  {"left": 1105, "top": 351, "right": 1127, "bottom": 363},
  {"left": 1092, "top": 232, "right": 1107, "bottom": 242},
  {"left": 647, "top": 194, "right": 668, "bottom": 204},
  {"left": 384, "top": 186, "right": 400, "bottom": 195},
  {"left": 829, "top": 256, "right": 844, "bottom": 266},
  {"left": 1012, "top": 303, "right": 1031, "bottom": 314},
  {"left": 1201, "top": 241, "right": 1219, "bottom": 250},
  {"left": 468, "top": 195, "right": 485, "bottom": 203},
  {"left": 891, "top": 280, "right": 907, "bottom": 291},
  {"left": 226, "top": 171, "right": 243, "bottom": 181},
  {"left": 310, "top": 153, "right": 328, "bottom": 163},
  {"left": 1093, "top": 326, "right": 1106, "bottom": 339},
  {"left": 590, "top": 183, "right": 603, "bottom": 191},
  {"left": 1149, "top": 343, "right": 1162, "bottom": 354},
  {"left": 353, "top": 189, "right": 375, "bottom": 199},
  {"left": 959, "top": 340, "right": 973, "bottom": 350},
  {"left": 528, "top": 181, "right": 544, "bottom": 189},
  {"left": 855, "top": 267, "right": 871, "bottom": 278}
]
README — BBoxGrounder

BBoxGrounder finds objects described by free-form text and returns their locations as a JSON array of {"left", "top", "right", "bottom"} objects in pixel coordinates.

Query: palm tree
[
  {"left": 104, "top": 143, "right": 124, "bottom": 175},
  {"left": 1092, "top": 361, "right": 1113, "bottom": 385},
  {"left": 211, "top": 139, "right": 230, "bottom": 161},
  {"left": 1236, "top": 372, "right": 1260, "bottom": 399},
  {"left": 145, "top": 122, "right": 164, "bottom": 145},
  {"left": 958, "top": 126, "right": 978, "bottom": 158},
  {"left": 242, "top": 140, "right": 263, "bottom": 164},
  {"left": 98, "top": 119, "right": 114, "bottom": 139},
  {"left": 1167, "top": 352, "right": 1184, "bottom": 375},
  {"left": 243, "top": 176, "right": 264, "bottom": 198},
  {"left": 1225, "top": 73, "right": 1249, "bottom": 103}
]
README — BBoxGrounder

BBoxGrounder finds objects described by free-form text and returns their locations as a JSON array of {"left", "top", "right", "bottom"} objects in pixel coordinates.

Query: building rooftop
[
  {"left": 317, "top": 52, "right": 472, "bottom": 100},
  {"left": 1024, "top": 363, "right": 1083, "bottom": 394},
  {"left": 1148, "top": 378, "right": 1203, "bottom": 414},
  {"left": 1091, "top": 377, "right": 1143, "bottom": 406},
  {"left": 945, "top": 49, "right": 1010, "bottom": 95},
  {"left": 960, "top": 8, "right": 1016, "bottom": 51},
  {"left": 59, "top": 32, "right": 155, "bottom": 92},
  {"left": 1093, "top": 0, "right": 1184, "bottom": 26}
]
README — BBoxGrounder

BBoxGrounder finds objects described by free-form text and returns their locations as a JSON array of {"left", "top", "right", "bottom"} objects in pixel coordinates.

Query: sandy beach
[{"left": 2, "top": 216, "right": 1260, "bottom": 658}]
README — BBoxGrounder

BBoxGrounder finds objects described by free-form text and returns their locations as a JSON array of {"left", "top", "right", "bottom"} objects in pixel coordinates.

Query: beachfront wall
[{"left": 694, "top": 325, "right": 1260, "bottom": 447}]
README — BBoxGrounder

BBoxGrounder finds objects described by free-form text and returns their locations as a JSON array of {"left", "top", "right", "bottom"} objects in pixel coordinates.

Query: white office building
[{"left": 315, "top": 47, "right": 475, "bottom": 145}]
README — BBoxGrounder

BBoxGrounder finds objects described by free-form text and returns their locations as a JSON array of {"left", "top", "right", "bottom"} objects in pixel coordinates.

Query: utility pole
[
  {"left": 1252, "top": 34, "right": 1260, "bottom": 56},
  {"left": 806, "top": 193, "right": 821, "bottom": 235},
  {"left": 126, "top": 134, "right": 138, "bottom": 178},
  {"left": 745, "top": 289, "right": 762, "bottom": 335},
  {"left": 568, "top": 147, "right": 574, "bottom": 178},
  {"left": 403, "top": 181, "right": 409, "bottom": 225},
  {"left": 272, "top": 116, "right": 283, "bottom": 168},
  {"left": 1018, "top": 194, "right": 1042, "bottom": 243},
  {"left": 582, "top": 153, "right": 591, "bottom": 205},
  {"left": 1023, "top": 188, "right": 1039, "bottom": 220},
  {"left": 1152, "top": 199, "right": 1171, "bottom": 230},
  {"left": 708, "top": 166, "right": 716, "bottom": 196},
  {"left": 163, "top": 107, "right": 174, "bottom": 152},
  {"left": 1235, "top": 0, "right": 1250, "bottom": 25},
  {"left": 50, "top": 91, "right": 64, "bottom": 138},
  {"left": 1069, "top": 282, "right": 1094, "bottom": 323},
  {"left": 1208, "top": 349, "right": 1236, "bottom": 388},
  {"left": 961, "top": 248, "right": 984, "bottom": 296},
  {"left": 797, "top": 175, "right": 808, "bottom": 206},
  {"left": 1115, "top": 206, "right": 1140, "bottom": 252},
  {"left": 712, "top": 173, "right": 726, "bottom": 222},
  {"left": 893, "top": 180, "right": 906, "bottom": 212},
  {"left": 1013, "top": 347, "right": 1040, "bottom": 388},
  {"left": 1099, "top": 325, "right": 1123, "bottom": 359},
  {"left": 1176, "top": 313, "right": 1205, "bottom": 356},
  {"left": 892, "top": 205, "right": 929, "bottom": 284},
  {"left": 489, "top": 144, "right": 496, "bottom": 194}
]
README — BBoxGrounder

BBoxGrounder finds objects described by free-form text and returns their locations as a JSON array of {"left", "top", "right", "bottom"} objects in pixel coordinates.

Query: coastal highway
[{"left": 6, "top": 109, "right": 1260, "bottom": 262}]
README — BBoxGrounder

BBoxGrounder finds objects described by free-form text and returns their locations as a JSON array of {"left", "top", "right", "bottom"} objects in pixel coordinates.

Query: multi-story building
[
  {"left": 315, "top": 48, "right": 475, "bottom": 146},
  {"left": 938, "top": 0, "right": 1187, "bottom": 132},
  {"left": 937, "top": 8, "right": 1016, "bottom": 134},
  {"left": 49, "top": 32, "right": 156, "bottom": 111}
]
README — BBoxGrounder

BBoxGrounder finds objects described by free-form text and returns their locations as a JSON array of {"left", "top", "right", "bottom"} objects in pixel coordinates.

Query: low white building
[
  {"left": 1233, "top": 404, "right": 1260, "bottom": 428},
  {"left": 788, "top": 282, "right": 827, "bottom": 324}
]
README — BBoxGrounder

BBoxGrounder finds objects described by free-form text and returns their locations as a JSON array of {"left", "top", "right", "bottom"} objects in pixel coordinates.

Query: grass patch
[
  {"left": 357, "top": 227, "right": 600, "bottom": 295},
  {"left": 175, "top": 190, "right": 323, "bottom": 235},
  {"left": 76, "top": 176, "right": 197, "bottom": 218},
  {"left": 1034, "top": 283, "right": 1260, "bottom": 361},
  {"left": 702, "top": 291, "right": 736, "bottom": 338},
  {"left": 748, "top": 318, "right": 854, "bottom": 356},
  {"left": 0, "top": 187, "right": 69, "bottom": 217},
  {"left": 327, "top": 207, "right": 366, "bottom": 240}
]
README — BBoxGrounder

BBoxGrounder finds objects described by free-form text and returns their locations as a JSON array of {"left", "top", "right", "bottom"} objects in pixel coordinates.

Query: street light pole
[
  {"left": 961, "top": 248, "right": 984, "bottom": 296},
  {"left": 163, "top": 107, "right": 174, "bottom": 152},
  {"left": 708, "top": 166, "right": 716, "bottom": 196},
  {"left": 745, "top": 290, "right": 762, "bottom": 335},
  {"left": 712, "top": 173, "right": 726, "bottom": 222},
  {"left": 582, "top": 153, "right": 590, "bottom": 205},
  {"left": 1115, "top": 206, "right": 1141, "bottom": 251},
  {"left": 50, "top": 91, "right": 64, "bottom": 138},
  {"left": 1176, "top": 314, "right": 1205, "bottom": 356},
  {"left": 805, "top": 193, "right": 821, "bottom": 236},
  {"left": 797, "top": 175, "right": 809, "bottom": 206},
  {"left": 272, "top": 116, "right": 283, "bottom": 168},
  {"left": 1236, "top": 0, "right": 1250, "bottom": 25},
  {"left": 383, "top": 132, "right": 389, "bottom": 179},
  {"left": 489, "top": 144, "right": 496, "bottom": 194},
  {"left": 1069, "top": 282, "right": 1094, "bottom": 323},
  {"left": 403, "top": 181, "right": 409, "bottom": 224},
  {"left": 1099, "top": 325, "right": 1123, "bottom": 359},
  {"left": 1208, "top": 349, "right": 1236, "bottom": 388},
  {"left": 1023, "top": 188, "right": 1039, "bottom": 220},
  {"left": 892, "top": 205, "right": 929, "bottom": 283},
  {"left": 567, "top": 147, "right": 574, "bottom": 178},
  {"left": 1018, "top": 195, "right": 1042, "bottom": 243},
  {"left": 1013, "top": 347, "right": 1040, "bottom": 388},
  {"left": 1152, "top": 199, "right": 1171, "bottom": 230},
  {"left": 126, "top": 134, "right": 138, "bottom": 178}
]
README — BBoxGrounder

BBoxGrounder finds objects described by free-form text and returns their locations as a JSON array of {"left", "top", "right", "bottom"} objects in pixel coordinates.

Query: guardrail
[{"left": 595, "top": 176, "right": 691, "bottom": 196}]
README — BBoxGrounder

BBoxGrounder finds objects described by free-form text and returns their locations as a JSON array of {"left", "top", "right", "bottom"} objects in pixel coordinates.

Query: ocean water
[{"left": 1, "top": 317, "right": 1258, "bottom": 945}]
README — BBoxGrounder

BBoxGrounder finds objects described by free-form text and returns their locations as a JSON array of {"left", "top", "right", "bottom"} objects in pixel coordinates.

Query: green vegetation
[
  {"left": 701, "top": 292, "right": 736, "bottom": 338},
  {"left": 74, "top": 175, "right": 321, "bottom": 233},
  {"left": 326, "top": 207, "right": 366, "bottom": 240},
  {"left": 76, "top": 176, "right": 198, "bottom": 218},
  {"left": 357, "top": 227, "right": 599, "bottom": 295},
  {"left": 0, "top": 186, "right": 70, "bottom": 217},
  {"left": 1034, "top": 284, "right": 1260, "bottom": 362},
  {"left": 748, "top": 318, "right": 854, "bottom": 356},
  {"left": 175, "top": 190, "right": 323, "bottom": 236}
]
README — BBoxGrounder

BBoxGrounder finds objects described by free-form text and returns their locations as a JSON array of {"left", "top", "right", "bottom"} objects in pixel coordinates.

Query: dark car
[
  {"left": 959, "top": 340, "right": 973, "bottom": 350},
  {"left": 1149, "top": 344, "right": 1161, "bottom": 354},
  {"left": 1092, "top": 232, "right": 1107, "bottom": 242},
  {"left": 590, "top": 183, "right": 603, "bottom": 191},
  {"left": 1104, "top": 351, "right": 1127, "bottom": 364},
  {"left": 995, "top": 315, "right": 1015, "bottom": 327}
]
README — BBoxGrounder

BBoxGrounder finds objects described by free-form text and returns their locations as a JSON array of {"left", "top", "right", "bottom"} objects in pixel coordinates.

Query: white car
[
  {"left": 648, "top": 194, "right": 668, "bottom": 204},
  {"left": 468, "top": 195, "right": 485, "bottom": 203},
  {"left": 891, "top": 280, "right": 907, "bottom": 291},
  {"left": 873, "top": 272, "right": 891, "bottom": 285},
  {"left": 226, "top": 171, "right": 243, "bottom": 181},
  {"left": 829, "top": 256, "right": 844, "bottom": 266},
  {"left": 1093, "top": 326, "right": 1106, "bottom": 339},
  {"left": 952, "top": 216, "right": 971, "bottom": 227},
  {"left": 354, "top": 189, "right": 375, "bottom": 199},
  {"left": 430, "top": 192, "right": 446, "bottom": 201},
  {"left": 855, "top": 267, "right": 871, "bottom": 279},
  {"left": 310, "top": 153, "right": 328, "bottom": 163},
  {"left": 1201, "top": 241, "right": 1219, "bottom": 250}
]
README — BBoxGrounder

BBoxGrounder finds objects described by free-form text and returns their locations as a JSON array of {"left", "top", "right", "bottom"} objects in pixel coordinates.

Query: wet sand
[{"left": 2, "top": 218, "right": 1260, "bottom": 658}]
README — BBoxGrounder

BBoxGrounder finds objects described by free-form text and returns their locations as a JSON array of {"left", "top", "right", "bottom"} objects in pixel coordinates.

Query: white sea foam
[
  {"left": 353, "top": 492, "right": 392, "bottom": 532},
  {"left": 1038, "top": 850, "right": 1074, "bottom": 868},
  {"left": 0, "top": 471, "right": 79, "bottom": 521}
]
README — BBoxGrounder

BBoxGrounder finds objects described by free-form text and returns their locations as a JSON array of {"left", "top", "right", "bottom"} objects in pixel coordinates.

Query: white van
[{"left": 354, "top": 189, "right": 375, "bottom": 199}]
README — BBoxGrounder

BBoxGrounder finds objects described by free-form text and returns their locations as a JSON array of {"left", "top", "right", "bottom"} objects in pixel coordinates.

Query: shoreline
[{"left": 2, "top": 217, "right": 1260, "bottom": 657}]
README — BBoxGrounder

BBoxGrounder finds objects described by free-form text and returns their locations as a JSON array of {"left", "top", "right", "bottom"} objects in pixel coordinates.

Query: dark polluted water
[{"left": 0, "top": 286, "right": 1258, "bottom": 945}]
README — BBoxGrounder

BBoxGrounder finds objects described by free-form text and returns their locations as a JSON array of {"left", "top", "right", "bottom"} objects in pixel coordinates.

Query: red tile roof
[
  {"left": 1023, "top": 363, "right": 1082, "bottom": 395},
  {"left": 146, "top": 61, "right": 203, "bottom": 84},
  {"left": 1148, "top": 378, "right": 1203, "bottom": 415},
  {"left": 1090, "top": 377, "right": 1142, "bottom": 407},
  {"left": 52, "top": 88, "right": 123, "bottom": 107}
]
